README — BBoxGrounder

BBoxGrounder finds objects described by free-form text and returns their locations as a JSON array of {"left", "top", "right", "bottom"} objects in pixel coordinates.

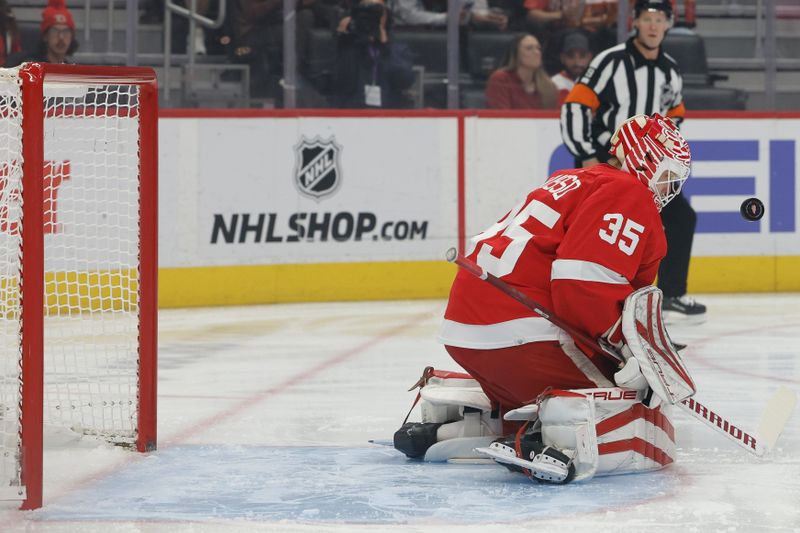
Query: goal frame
[{"left": 16, "top": 62, "right": 158, "bottom": 510}]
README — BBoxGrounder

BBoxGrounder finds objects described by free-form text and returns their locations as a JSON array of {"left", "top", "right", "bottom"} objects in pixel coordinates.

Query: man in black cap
[
  {"left": 559, "top": 0, "right": 706, "bottom": 324},
  {"left": 551, "top": 31, "right": 593, "bottom": 106}
]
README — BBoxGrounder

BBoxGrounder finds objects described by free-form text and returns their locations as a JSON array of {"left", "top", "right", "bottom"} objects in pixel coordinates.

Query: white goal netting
[
  {"left": 0, "top": 67, "right": 146, "bottom": 498},
  {"left": 0, "top": 68, "right": 25, "bottom": 498}
]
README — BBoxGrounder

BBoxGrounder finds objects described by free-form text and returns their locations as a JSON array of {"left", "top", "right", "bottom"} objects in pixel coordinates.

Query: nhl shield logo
[
  {"left": 660, "top": 84, "right": 677, "bottom": 110},
  {"left": 293, "top": 136, "right": 342, "bottom": 200}
]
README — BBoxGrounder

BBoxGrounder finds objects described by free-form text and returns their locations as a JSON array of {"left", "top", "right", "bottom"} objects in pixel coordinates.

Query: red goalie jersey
[{"left": 440, "top": 163, "right": 666, "bottom": 357}]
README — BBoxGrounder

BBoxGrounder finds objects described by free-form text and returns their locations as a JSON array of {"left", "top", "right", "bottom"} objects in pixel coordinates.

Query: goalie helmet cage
[{"left": 0, "top": 63, "right": 158, "bottom": 510}]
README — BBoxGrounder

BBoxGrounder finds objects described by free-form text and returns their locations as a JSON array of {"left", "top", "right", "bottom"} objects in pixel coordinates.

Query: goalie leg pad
[
  {"left": 538, "top": 388, "right": 676, "bottom": 477},
  {"left": 395, "top": 369, "right": 501, "bottom": 460},
  {"left": 594, "top": 396, "right": 676, "bottom": 475},
  {"left": 537, "top": 391, "right": 600, "bottom": 481}
]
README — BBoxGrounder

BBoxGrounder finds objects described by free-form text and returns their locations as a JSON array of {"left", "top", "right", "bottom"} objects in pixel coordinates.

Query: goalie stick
[{"left": 445, "top": 248, "right": 797, "bottom": 457}]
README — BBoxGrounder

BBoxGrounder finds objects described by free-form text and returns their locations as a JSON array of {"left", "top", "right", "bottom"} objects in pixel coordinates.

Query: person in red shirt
[
  {"left": 485, "top": 33, "right": 558, "bottom": 109},
  {"left": 551, "top": 30, "right": 593, "bottom": 106},
  {"left": 6, "top": 0, "right": 78, "bottom": 66}
]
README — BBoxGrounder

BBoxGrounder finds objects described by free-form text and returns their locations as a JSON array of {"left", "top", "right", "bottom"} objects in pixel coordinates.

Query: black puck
[{"left": 740, "top": 197, "right": 765, "bottom": 221}]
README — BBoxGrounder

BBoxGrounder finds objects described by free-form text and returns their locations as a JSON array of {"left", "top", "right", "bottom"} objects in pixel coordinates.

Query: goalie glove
[
  {"left": 613, "top": 357, "right": 649, "bottom": 391},
  {"left": 599, "top": 300, "right": 671, "bottom": 407},
  {"left": 602, "top": 318, "right": 645, "bottom": 391}
]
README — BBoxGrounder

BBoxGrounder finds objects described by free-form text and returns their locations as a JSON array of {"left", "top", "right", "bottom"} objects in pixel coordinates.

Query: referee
[{"left": 559, "top": 0, "right": 706, "bottom": 323}]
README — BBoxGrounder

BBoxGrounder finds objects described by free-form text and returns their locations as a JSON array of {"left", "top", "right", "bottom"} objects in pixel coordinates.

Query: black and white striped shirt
[{"left": 560, "top": 37, "right": 685, "bottom": 164}]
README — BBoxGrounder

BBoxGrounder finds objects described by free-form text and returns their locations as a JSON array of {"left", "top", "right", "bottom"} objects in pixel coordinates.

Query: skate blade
[{"left": 475, "top": 443, "right": 569, "bottom": 482}]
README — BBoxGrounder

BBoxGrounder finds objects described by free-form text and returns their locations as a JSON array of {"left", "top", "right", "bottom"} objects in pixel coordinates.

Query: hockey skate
[
  {"left": 662, "top": 295, "right": 706, "bottom": 325},
  {"left": 476, "top": 429, "right": 576, "bottom": 484}
]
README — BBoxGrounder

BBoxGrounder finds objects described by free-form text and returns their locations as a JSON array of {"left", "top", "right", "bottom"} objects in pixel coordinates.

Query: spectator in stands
[
  {"left": 580, "top": 0, "right": 618, "bottom": 51},
  {"left": 231, "top": 0, "right": 315, "bottom": 101},
  {"left": 7, "top": 0, "right": 77, "bottom": 66},
  {"left": 140, "top": 0, "right": 163, "bottom": 24},
  {"left": 471, "top": 0, "right": 509, "bottom": 31},
  {"left": 485, "top": 33, "right": 558, "bottom": 109},
  {"left": 524, "top": 0, "right": 616, "bottom": 73},
  {"left": 392, "top": 0, "right": 500, "bottom": 30},
  {"left": 309, "top": 0, "right": 347, "bottom": 29},
  {"left": 392, "top": 0, "right": 448, "bottom": 27},
  {"left": 183, "top": 0, "right": 210, "bottom": 55},
  {"left": 0, "top": 0, "right": 21, "bottom": 66},
  {"left": 332, "top": 0, "right": 415, "bottom": 108},
  {"left": 143, "top": 0, "right": 209, "bottom": 54},
  {"left": 524, "top": 0, "right": 587, "bottom": 43},
  {"left": 390, "top": 0, "right": 478, "bottom": 27},
  {"left": 671, "top": 0, "right": 695, "bottom": 28},
  {"left": 551, "top": 30, "right": 592, "bottom": 105}
]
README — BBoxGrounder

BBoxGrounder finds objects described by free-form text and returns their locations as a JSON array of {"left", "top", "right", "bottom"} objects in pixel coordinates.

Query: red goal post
[{"left": 0, "top": 63, "right": 158, "bottom": 510}]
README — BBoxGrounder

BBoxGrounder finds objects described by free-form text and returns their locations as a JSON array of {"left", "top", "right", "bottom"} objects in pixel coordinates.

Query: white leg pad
[
  {"left": 417, "top": 373, "right": 493, "bottom": 426},
  {"left": 592, "top": 392, "right": 676, "bottom": 475},
  {"left": 412, "top": 372, "right": 502, "bottom": 461},
  {"left": 538, "top": 388, "right": 676, "bottom": 479},
  {"left": 419, "top": 377, "right": 492, "bottom": 417},
  {"left": 538, "top": 391, "right": 599, "bottom": 481}
]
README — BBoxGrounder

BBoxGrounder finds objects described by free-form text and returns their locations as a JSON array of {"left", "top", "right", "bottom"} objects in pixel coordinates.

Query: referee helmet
[{"left": 634, "top": 0, "right": 673, "bottom": 19}]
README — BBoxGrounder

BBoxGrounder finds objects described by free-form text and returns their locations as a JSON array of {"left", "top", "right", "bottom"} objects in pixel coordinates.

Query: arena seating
[
  {"left": 7, "top": 0, "right": 790, "bottom": 110},
  {"left": 662, "top": 30, "right": 748, "bottom": 110}
]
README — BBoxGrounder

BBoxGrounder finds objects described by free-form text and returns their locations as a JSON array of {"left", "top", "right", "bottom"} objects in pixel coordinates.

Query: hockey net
[{"left": 0, "top": 64, "right": 157, "bottom": 509}]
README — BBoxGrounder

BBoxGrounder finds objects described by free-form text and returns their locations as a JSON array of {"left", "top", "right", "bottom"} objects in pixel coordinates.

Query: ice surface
[
  {"left": 33, "top": 445, "right": 679, "bottom": 523},
  {"left": 1, "top": 295, "right": 798, "bottom": 532}
]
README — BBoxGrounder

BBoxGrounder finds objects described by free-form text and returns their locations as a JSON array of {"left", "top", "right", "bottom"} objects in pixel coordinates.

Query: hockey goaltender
[{"left": 394, "top": 113, "right": 695, "bottom": 483}]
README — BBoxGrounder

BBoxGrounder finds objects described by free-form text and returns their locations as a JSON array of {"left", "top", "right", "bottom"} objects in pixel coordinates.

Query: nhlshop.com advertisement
[
  {"left": 159, "top": 116, "right": 459, "bottom": 267},
  {"left": 157, "top": 112, "right": 800, "bottom": 305}
]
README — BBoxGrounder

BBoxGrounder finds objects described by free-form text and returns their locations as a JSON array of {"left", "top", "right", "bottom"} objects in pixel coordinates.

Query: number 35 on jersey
[{"left": 598, "top": 214, "right": 644, "bottom": 256}]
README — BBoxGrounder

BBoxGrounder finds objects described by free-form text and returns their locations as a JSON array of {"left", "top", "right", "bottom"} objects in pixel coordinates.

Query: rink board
[
  {"left": 33, "top": 445, "right": 678, "bottom": 524},
  {"left": 155, "top": 111, "right": 800, "bottom": 306}
]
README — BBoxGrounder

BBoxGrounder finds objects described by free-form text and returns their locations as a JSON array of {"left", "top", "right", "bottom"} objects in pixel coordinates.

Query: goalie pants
[{"left": 444, "top": 341, "right": 617, "bottom": 413}]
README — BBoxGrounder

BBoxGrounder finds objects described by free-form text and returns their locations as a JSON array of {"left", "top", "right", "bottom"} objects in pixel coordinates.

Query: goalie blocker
[{"left": 393, "top": 369, "right": 676, "bottom": 483}]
